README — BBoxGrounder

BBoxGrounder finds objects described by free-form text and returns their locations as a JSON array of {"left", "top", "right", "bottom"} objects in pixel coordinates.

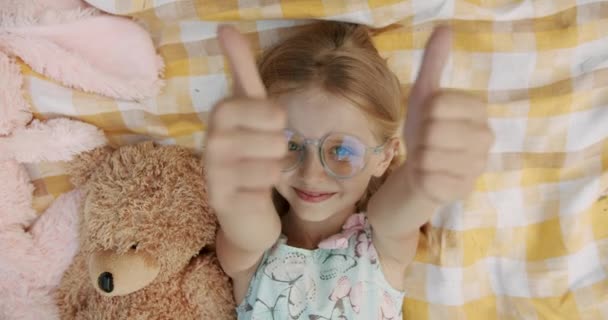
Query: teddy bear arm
[
  {"left": 183, "top": 254, "right": 237, "bottom": 320},
  {"left": 55, "top": 253, "right": 93, "bottom": 318}
]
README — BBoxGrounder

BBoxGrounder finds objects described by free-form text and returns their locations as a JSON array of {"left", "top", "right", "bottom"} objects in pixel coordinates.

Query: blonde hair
[{"left": 259, "top": 21, "right": 405, "bottom": 215}]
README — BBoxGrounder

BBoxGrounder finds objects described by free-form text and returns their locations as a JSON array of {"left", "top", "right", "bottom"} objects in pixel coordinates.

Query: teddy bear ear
[{"left": 68, "top": 146, "right": 114, "bottom": 187}]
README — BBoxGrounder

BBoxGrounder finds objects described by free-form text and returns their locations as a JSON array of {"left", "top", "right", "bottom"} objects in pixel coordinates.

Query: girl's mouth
[{"left": 293, "top": 188, "right": 336, "bottom": 203}]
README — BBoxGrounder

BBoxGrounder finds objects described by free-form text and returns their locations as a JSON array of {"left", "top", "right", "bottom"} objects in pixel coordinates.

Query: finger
[
  {"left": 206, "top": 130, "right": 286, "bottom": 160},
  {"left": 207, "top": 160, "right": 281, "bottom": 194},
  {"left": 230, "top": 160, "right": 283, "bottom": 189},
  {"left": 416, "top": 147, "right": 488, "bottom": 176},
  {"left": 209, "top": 98, "right": 286, "bottom": 131},
  {"left": 427, "top": 92, "right": 487, "bottom": 125},
  {"left": 422, "top": 120, "right": 491, "bottom": 152},
  {"left": 406, "top": 168, "right": 473, "bottom": 205},
  {"left": 229, "top": 189, "right": 275, "bottom": 215},
  {"left": 217, "top": 25, "right": 267, "bottom": 99},
  {"left": 210, "top": 188, "right": 273, "bottom": 217},
  {"left": 409, "top": 25, "right": 452, "bottom": 109},
  {"left": 403, "top": 26, "right": 452, "bottom": 154},
  {"left": 418, "top": 170, "right": 475, "bottom": 203}
]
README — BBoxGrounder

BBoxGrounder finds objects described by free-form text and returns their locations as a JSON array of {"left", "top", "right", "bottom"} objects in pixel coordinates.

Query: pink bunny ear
[
  {"left": 1, "top": 14, "right": 163, "bottom": 100},
  {"left": 0, "top": 52, "right": 32, "bottom": 136}
]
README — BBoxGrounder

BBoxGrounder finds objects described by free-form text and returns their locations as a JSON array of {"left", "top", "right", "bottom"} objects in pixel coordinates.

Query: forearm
[
  {"left": 215, "top": 203, "right": 281, "bottom": 253},
  {"left": 367, "top": 163, "right": 440, "bottom": 239}
]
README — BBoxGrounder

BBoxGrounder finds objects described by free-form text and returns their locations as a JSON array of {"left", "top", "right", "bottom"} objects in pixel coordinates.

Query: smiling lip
[{"left": 293, "top": 188, "right": 336, "bottom": 203}]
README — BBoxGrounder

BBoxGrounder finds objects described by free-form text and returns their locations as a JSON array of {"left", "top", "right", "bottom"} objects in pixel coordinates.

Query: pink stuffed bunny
[
  {"left": 0, "top": 70, "right": 106, "bottom": 320},
  {"left": 0, "top": 68, "right": 106, "bottom": 320},
  {"left": 0, "top": 114, "right": 106, "bottom": 320},
  {"left": 0, "top": 165, "right": 84, "bottom": 320},
  {"left": 0, "top": 1, "right": 165, "bottom": 317}
]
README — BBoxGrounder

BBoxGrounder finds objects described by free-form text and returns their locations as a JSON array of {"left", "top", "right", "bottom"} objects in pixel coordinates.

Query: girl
[{"left": 205, "top": 22, "right": 494, "bottom": 319}]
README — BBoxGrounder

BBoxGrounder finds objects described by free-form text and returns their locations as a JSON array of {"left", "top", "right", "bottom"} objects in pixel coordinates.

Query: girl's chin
[{"left": 288, "top": 203, "right": 336, "bottom": 222}]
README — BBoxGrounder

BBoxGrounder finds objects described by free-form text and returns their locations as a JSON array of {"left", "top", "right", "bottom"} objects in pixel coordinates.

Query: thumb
[
  {"left": 408, "top": 25, "right": 452, "bottom": 111},
  {"left": 403, "top": 26, "right": 452, "bottom": 155},
  {"left": 217, "top": 25, "right": 267, "bottom": 99}
]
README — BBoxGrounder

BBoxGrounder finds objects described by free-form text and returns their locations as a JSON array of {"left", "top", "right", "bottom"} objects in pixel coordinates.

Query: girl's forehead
[{"left": 277, "top": 88, "right": 377, "bottom": 143}]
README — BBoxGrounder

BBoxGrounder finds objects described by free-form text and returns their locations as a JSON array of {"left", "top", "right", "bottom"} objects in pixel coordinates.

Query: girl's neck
[{"left": 281, "top": 206, "right": 355, "bottom": 250}]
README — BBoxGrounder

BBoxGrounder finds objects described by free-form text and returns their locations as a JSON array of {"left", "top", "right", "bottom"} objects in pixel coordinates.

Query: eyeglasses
[{"left": 281, "top": 129, "right": 386, "bottom": 179}]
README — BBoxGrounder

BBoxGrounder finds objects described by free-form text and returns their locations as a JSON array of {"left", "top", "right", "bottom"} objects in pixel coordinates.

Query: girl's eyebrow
[{"left": 294, "top": 129, "right": 373, "bottom": 143}]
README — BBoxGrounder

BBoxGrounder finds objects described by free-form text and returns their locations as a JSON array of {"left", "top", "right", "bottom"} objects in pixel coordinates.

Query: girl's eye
[
  {"left": 332, "top": 146, "right": 355, "bottom": 160},
  {"left": 288, "top": 141, "right": 300, "bottom": 151}
]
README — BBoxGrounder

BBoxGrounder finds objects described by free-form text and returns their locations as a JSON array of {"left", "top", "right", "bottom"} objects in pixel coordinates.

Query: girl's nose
[{"left": 297, "top": 147, "right": 328, "bottom": 180}]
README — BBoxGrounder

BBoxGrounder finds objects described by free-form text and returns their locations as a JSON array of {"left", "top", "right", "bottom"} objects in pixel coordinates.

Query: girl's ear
[
  {"left": 372, "top": 137, "right": 400, "bottom": 178},
  {"left": 68, "top": 146, "right": 114, "bottom": 187}
]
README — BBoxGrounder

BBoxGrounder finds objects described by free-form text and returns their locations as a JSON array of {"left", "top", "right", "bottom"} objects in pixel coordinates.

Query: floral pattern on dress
[{"left": 236, "top": 213, "right": 405, "bottom": 320}]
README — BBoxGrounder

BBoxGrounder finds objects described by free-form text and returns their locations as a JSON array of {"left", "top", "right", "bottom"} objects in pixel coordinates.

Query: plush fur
[
  {"left": 0, "top": 0, "right": 163, "bottom": 101},
  {"left": 0, "top": 118, "right": 106, "bottom": 320},
  {"left": 0, "top": 3, "right": 109, "bottom": 318},
  {"left": 0, "top": 52, "right": 30, "bottom": 136},
  {"left": 0, "top": 175, "right": 82, "bottom": 320},
  {"left": 0, "top": 98, "right": 106, "bottom": 320},
  {"left": 0, "top": 1, "right": 167, "bottom": 318},
  {"left": 55, "top": 142, "right": 236, "bottom": 319}
]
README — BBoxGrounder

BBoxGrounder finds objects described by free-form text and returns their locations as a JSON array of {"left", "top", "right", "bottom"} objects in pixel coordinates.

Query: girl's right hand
[{"left": 205, "top": 25, "right": 287, "bottom": 218}]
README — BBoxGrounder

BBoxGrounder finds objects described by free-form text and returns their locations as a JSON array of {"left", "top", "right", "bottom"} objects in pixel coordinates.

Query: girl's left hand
[{"left": 403, "top": 26, "right": 495, "bottom": 205}]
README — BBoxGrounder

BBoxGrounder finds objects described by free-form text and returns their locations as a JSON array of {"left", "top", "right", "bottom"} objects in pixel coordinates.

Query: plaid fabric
[{"left": 19, "top": 0, "right": 608, "bottom": 318}]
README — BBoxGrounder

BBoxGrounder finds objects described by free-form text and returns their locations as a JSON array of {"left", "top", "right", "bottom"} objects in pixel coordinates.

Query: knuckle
[
  {"left": 204, "top": 134, "right": 219, "bottom": 151},
  {"left": 272, "top": 103, "right": 287, "bottom": 120},
  {"left": 466, "top": 126, "right": 482, "bottom": 141},
  {"left": 213, "top": 168, "right": 234, "bottom": 186},
  {"left": 421, "top": 118, "right": 438, "bottom": 137},
  {"left": 469, "top": 158, "right": 486, "bottom": 174},
  {"left": 471, "top": 131, "right": 494, "bottom": 152},
  {"left": 484, "top": 130, "right": 496, "bottom": 147},
  {"left": 267, "top": 106, "right": 287, "bottom": 128},
  {"left": 270, "top": 134, "right": 287, "bottom": 156},
  {"left": 273, "top": 159, "right": 284, "bottom": 173},
  {"left": 205, "top": 134, "right": 228, "bottom": 154},
  {"left": 266, "top": 161, "right": 282, "bottom": 177},
  {"left": 211, "top": 99, "right": 235, "bottom": 119},
  {"left": 209, "top": 189, "right": 230, "bottom": 211},
  {"left": 256, "top": 138, "right": 287, "bottom": 158},
  {"left": 464, "top": 177, "right": 477, "bottom": 191},
  {"left": 475, "top": 157, "right": 487, "bottom": 170},
  {"left": 420, "top": 150, "right": 435, "bottom": 168},
  {"left": 428, "top": 92, "right": 446, "bottom": 109},
  {"left": 475, "top": 102, "right": 488, "bottom": 118}
]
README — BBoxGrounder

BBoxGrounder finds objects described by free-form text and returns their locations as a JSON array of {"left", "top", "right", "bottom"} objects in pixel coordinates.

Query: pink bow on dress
[{"left": 317, "top": 213, "right": 366, "bottom": 249}]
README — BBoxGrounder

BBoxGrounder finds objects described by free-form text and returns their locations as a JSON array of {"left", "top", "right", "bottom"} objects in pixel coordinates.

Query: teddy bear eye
[{"left": 131, "top": 243, "right": 139, "bottom": 250}]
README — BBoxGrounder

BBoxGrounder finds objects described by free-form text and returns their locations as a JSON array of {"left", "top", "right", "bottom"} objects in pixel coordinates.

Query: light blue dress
[{"left": 236, "top": 213, "right": 405, "bottom": 319}]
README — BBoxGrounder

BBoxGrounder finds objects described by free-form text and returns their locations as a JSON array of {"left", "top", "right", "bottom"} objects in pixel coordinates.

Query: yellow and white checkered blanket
[{"left": 20, "top": 0, "right": 608, "bottom": 318}]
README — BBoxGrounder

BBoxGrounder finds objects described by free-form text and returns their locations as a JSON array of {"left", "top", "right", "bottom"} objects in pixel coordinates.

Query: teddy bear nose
[{"left": 98, "top": 272, "right": 114, "bottom": 293}]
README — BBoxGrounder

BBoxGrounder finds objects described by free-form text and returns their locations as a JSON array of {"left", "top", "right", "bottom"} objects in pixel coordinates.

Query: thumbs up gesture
[
  {"left": 403, "top": 26, "right": 494, "bottom": 205},
  {"left": 205, "top": 26, "right": 287, "bottom": 218}
]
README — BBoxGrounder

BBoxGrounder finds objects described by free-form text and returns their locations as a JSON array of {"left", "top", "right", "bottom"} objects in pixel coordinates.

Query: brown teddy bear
[{"left": 55, "top": 142, "right": 236, "bottom": 319}]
